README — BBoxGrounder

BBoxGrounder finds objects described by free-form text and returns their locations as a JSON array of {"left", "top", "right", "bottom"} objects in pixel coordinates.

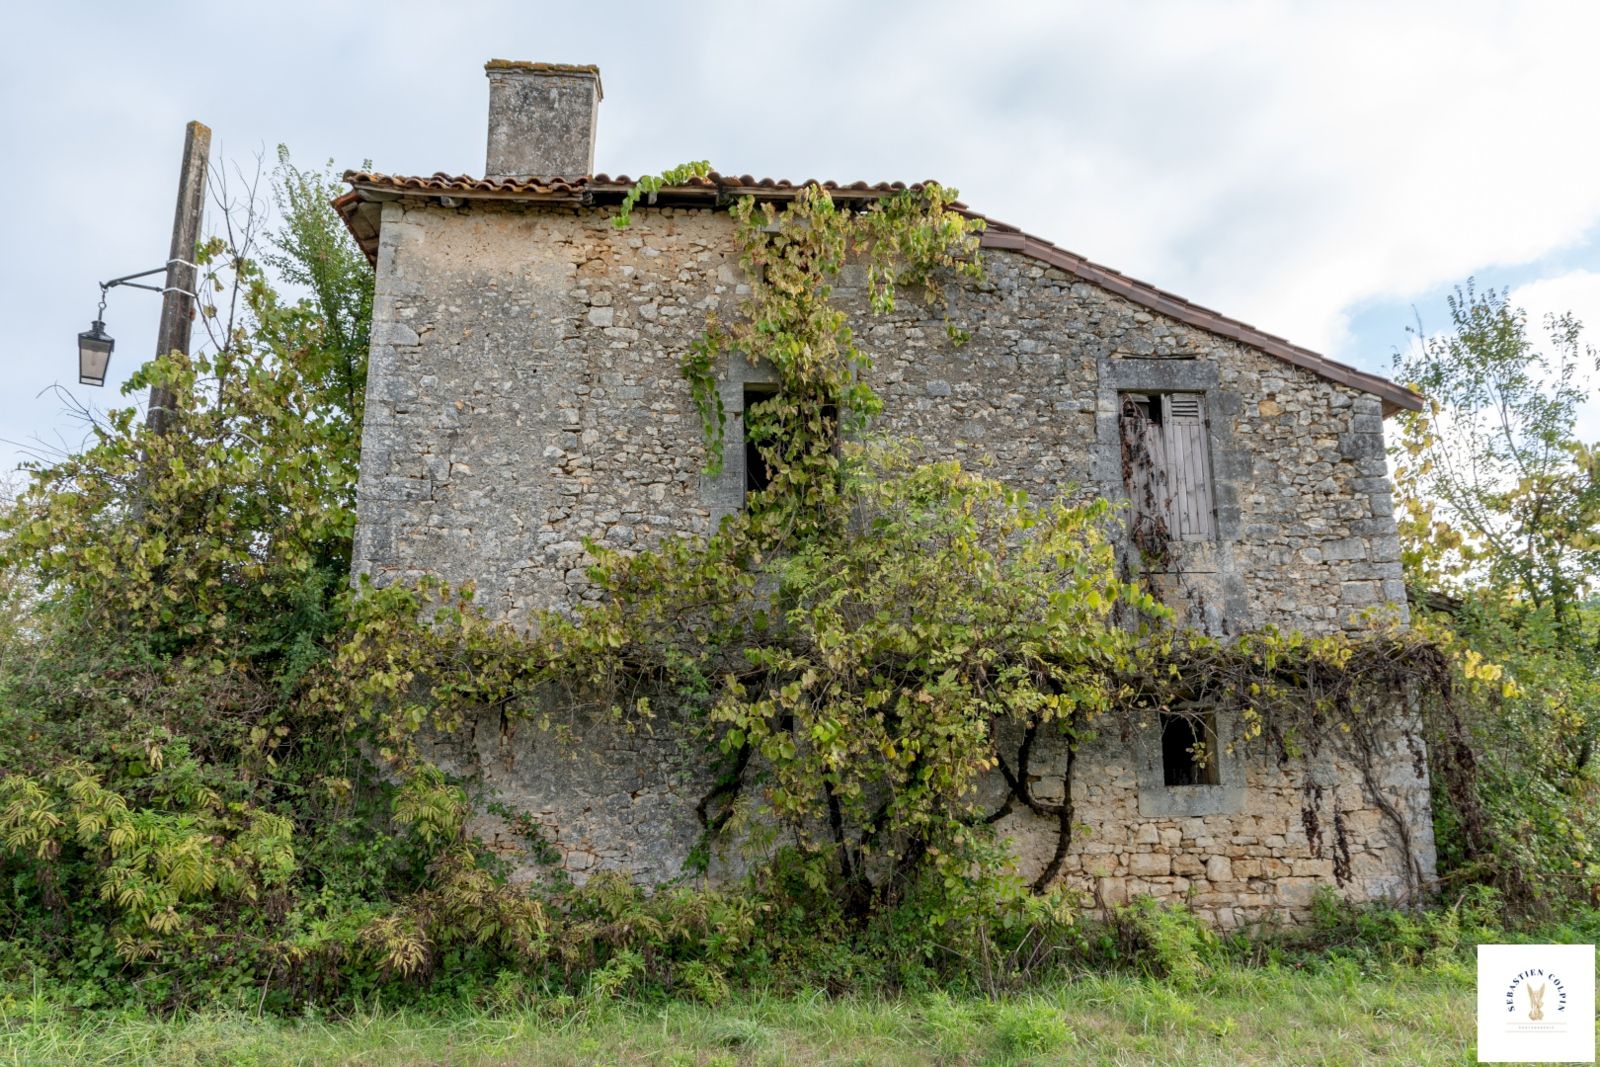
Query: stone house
[{"left": 335, "top": 60, "right": 1436, "bottom": 925}]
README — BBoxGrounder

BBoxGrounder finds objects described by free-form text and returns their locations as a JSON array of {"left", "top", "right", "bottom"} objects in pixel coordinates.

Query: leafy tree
[
  {"left": 1, "top": 152, "right": 371, "bottom": 678},
  {"left": 263, "top": 147, "right": 373, "bottom": 438},
  {"left": 0, "top": 153, "right": 393, "bottom": 1003},
  {"left": 1392, "top": 281, "right": 1600, "bottom": 637},
  {"left": 1392, "top": 280, "right": 1600, "bottom": 908}
]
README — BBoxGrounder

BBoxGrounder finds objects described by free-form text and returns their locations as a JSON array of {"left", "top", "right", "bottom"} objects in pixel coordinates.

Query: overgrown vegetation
[
  {"left": 0, "top": 958, "right": 1483, "bottom": 1067},
  {"left": 1392, "top": 282, "right": 1600, "bottom": 910},
  {"left": 0, "top": 147, "right": 1593, "bottom": 1032},
  {"left": 0, "top": 151, "right": 383, "bottom": 1010}
]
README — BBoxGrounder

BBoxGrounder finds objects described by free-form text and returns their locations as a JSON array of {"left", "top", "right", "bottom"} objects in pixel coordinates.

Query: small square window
[{"left": 1161, "top": 711, "right": 1221, "bottom": 786}]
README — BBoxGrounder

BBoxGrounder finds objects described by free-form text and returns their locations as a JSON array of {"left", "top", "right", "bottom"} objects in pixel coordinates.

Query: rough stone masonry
[{"left": 335, "top": 59, "right": 1436, "bottom": 925}]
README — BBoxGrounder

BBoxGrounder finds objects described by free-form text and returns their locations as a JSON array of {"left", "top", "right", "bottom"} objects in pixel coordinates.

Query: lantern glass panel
[{"left": 78, "top": 322, "right": 114, "bottom": 387}]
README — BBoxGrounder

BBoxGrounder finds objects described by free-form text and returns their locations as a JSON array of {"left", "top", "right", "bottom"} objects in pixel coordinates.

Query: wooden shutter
[{"left": 1160, "top": 393, "right": 1215, "bottom": 540}]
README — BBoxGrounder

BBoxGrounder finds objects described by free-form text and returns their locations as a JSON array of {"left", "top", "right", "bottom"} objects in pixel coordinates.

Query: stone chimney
[{"left": 484, "top": 60, "right": 603, "bottom": 178}]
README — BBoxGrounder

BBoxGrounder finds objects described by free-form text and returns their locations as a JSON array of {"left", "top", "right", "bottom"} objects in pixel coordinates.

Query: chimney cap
[{"left": 484, "top": 59, "right": 603, "bottom": 100}]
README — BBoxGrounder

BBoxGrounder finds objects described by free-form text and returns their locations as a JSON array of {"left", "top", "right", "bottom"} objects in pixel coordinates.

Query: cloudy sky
[{"left": 3, "top": 1, "right": 1597, "bottom": 474}]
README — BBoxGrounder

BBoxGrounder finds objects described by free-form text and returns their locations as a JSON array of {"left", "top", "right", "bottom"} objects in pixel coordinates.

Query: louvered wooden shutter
[{"left": 1160, "top": 393, "right": 1216, "bottom": 540}]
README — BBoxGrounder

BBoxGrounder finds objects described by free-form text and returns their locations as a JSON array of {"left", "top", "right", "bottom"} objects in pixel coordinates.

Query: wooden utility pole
[{"left": 146, "top": 120, "right": 210, "bottom": 433}]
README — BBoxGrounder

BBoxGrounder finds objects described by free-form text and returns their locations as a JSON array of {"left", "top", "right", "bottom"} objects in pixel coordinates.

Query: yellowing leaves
[{"left": 1461, "top": 648, "right": 1504, "bottom": 684}]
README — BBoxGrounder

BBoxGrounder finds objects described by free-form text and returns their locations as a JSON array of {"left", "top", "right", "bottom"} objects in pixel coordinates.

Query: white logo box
[{"left": 1478, "top": 943, "right": 1595, "bottom": 1063}]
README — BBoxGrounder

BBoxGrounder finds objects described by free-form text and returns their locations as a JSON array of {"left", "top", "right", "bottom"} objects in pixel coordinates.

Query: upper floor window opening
[
  {"left": 741, "top": 385, "right": 839, "bottom": 507},
  {"left": 1120, "top": 391, "right": 1217, "bottom": 543},
  {"left": 743, "top": 384, "right": 779, "bottom": 498}
]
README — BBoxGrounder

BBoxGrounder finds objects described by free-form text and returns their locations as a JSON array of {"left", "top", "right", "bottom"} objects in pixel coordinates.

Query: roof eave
[{"left": 974, "top": 224, "right": 1422, "bottom": 414}]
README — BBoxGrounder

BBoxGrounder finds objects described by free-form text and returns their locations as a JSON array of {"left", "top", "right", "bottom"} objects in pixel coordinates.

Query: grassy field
[{"left": 0, "top": 962, "right": 1483, "bottom": 1066}]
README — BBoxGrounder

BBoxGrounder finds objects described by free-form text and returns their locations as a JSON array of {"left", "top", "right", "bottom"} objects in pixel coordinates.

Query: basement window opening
[{"left": 1161, "top": 711, "right": 1221, "bottom": 787}]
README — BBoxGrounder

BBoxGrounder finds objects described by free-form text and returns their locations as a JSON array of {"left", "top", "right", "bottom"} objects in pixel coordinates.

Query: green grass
[{"left": 0, "top": 962, "right": 1486, "bottom": 1066}]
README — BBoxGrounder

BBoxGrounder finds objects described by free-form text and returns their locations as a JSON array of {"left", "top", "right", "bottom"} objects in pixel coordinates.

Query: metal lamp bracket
[{"left": 95, "top": 259, "right": 203, "bottom": 318}]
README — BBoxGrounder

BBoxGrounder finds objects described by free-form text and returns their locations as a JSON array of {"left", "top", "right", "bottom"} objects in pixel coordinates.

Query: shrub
[{"left": 1097, "top": 896, "right": 1219, "bottom": 988}]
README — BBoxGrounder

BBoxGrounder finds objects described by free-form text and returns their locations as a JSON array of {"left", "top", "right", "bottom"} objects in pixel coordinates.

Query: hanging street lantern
[
  {"left": 77, "top": 319, "right": 114, "bottom": 386},
  {"left": 74, "top": 262, "right": 196, "bottom": 388}
]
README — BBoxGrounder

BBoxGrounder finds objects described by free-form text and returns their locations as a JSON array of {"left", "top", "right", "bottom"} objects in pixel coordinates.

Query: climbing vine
[
  {"left": 328, "top": 453, "right": 1161, "bottom": 907},
  {"left": 0, "top": 151, "right": 1554, "bottom": 1013},
  {"left": 1122, "top": 625, "right": 1492, "bottom": 902},
  {"left": 1117, "top": 394, "right": 1174, "bottom": 570},
  {"left": 321, "top": 172, "right": 1498, "bottom": 918},
  {"left": 612, "top": 160, "right": 712, "bottom": 230}
]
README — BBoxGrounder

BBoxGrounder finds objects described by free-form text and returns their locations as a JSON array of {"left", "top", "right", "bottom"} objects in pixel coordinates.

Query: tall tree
[
  {"left": 1, "top": 152, "right": 373, "bottom": 678},
  {"left": 1391, "top": 281, "right": 1600, "bottom": 641},
  {"left": 1393, "top": 283, "right": 1600, "bottom": 893}
]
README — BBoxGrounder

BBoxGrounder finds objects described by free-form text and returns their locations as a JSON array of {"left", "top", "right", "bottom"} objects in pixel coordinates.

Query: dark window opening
[
  {"left": 744, "top": 385, "right": 778, "bottom": 497},
  {"left": 1127, "top": 393, "right": 1162, "bottom": 426},
  {"left": 1161, "top": 712, "right": 1221, "bottom": 786},
  {"left": 1119, "top": 391, "right": 1216, "bottom": 542},
  {"left": 742, "top": 386, "right": 838, "bottom": 504}
]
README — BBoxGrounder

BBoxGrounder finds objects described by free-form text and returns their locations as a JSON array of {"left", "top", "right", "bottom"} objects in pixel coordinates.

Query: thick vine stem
[
  {"left": 996, "top": 725, "right": 1068, "bottom": 817},
  {"left": 693, "top": 740, "right": 751, "bottom": 835},
  {"left": 1344, "top": 715, "right": 1425, "bottom": 902},
  {"left": 1030, "top": 743, "right": 1077, "bottom": 893},
  {"left": 983, "top": 796, "right": 1016, "bottom": 825},
  {"left": 991, "top": 723, "right": 1077, "bottom": 893}
]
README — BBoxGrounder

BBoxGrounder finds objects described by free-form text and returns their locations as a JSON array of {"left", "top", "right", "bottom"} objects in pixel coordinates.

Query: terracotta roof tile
[
  {"left": 343, "top": 171, "right": 591, "bottom": 195},
  {"left": 343, "top": 171, "right": 939, "bottom": 198},
  {"left": 335, "top": 171, "right": 1421, "bottom": 414}
]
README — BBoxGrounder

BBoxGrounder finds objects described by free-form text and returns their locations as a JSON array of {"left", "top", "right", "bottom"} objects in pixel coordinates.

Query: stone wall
[
  {"left": 356, "top": 202, "right": 727, "bottom": 621},
  {"left": 353, "top": 198, "right": 1434, "bottom": 921},
  {"left": 988, "top": 713, "right": 1435, "bottom": 927}
]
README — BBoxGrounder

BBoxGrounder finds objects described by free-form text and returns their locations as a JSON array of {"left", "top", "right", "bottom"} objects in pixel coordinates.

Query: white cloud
[
  {"left": 1510, "top": 271, "right": 1600, "bottom": 341},
  {"left": 1509, "top": 271, "right": 1600, "bottom": 443},
  {"left": 5, "top": 0, "right": 1600, "bottom": 471}
]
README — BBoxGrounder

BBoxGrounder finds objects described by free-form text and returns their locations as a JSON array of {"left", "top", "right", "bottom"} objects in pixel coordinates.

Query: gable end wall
[{"left": 352, "top": 201, "right": 1433, "bottom": 921}]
